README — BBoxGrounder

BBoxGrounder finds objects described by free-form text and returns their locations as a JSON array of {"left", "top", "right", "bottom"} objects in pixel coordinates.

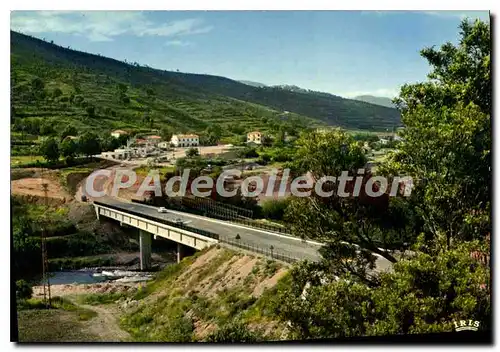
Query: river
[{"left": 44, "top": 271, "right": 108, "bottom": 285}]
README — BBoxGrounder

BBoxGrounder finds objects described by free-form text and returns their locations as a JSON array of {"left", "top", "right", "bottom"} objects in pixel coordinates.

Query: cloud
[
  {"left": 165, "top": 40, "right": 191, "bottom": 47},
  {"left": 360, "top": 10, "right": 489, "bottom": 21},
  {"left": 422, "top": 11, "right": 490, "bottom": 21},
  {"left": 10, "top": 11, "right": 213, "bottom": 42}
]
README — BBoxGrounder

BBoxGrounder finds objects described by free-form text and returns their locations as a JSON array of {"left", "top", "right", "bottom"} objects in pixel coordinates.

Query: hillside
[
  {"left": 11, "top": 31, "right": 401, "bottom": 134},
  {"left": 238, "top": 80, "right": 268, "bottom": 88},
  {"left": 353, "top": 95, "right": 395, "bottom": 108},
  {"left": 25, "top": 246, "right": 292, "bottom": 342},
  {"left": 119, "top": 246, "right": 290, "bottom": 341}
]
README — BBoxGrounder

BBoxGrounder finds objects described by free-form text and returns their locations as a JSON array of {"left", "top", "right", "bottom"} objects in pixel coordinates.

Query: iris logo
[{"left": 453, "top": 320, "right": 480, "bottom": 332}]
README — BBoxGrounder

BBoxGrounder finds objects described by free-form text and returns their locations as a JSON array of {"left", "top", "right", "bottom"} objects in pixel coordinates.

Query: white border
[{"left": 2, "top": 2, "right": 497, "bottom": 351}]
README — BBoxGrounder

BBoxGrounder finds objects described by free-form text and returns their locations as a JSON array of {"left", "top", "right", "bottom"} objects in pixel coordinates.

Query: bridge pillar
[
  {"left": 177, "top": 243, "right": 185, "bottom": 263},
  {"left": 139, "top": 230, "right": 152, "bottom": 270}
]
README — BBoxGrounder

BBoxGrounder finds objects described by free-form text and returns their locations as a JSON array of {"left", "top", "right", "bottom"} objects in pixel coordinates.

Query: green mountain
[
  {"left": 353, "top": 95, "right": 395, "bottom": 108},
  {"left": 11, "top": 31, "right": 401, "bottom": 136}
]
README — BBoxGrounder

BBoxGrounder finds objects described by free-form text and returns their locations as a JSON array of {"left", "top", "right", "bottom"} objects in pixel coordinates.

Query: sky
[{"left": 10, "top": 10, "right": 490, "bottom": 98}]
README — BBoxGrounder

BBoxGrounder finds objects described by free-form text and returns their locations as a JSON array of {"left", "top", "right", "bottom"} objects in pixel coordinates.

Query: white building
[
  {"left": 158, "top": 141, "right": 171, "bottom": 149},
  {"left": 145, "top": 135, "right": 162, "bottom": 144},
  {"left": 379, "top": 138, "right": 389, "bottom": 145},
  {"left": 111, "top": 130, "right": 128, "bottom": 139},
  {"left": 247, "top": 131, "right": 262, "bottom": 144},
  {"left": 171, "top": 134, "right": 199, "bottom": 147},
  {"left": 101, "top": 148, "right": 132, "bottom": 160}
]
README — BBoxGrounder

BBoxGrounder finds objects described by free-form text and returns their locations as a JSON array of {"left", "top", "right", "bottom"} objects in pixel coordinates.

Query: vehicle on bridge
[{"left": 157, "top": 207, "right": 168, "bottom": 213}]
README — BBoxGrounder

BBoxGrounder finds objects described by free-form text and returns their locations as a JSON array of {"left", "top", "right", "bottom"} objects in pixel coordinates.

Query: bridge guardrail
[
  {"left": 95, "top": 201, "right": 308, "bottom": 264},
  {"left": 94, "top": 201, "right": 220, "bottom": 241},
  {"left": 220, "top": 237, "right": 303, "bottom": 264},
  {"left": 132, "top": 198, "right": 289, "bottom": 235}
]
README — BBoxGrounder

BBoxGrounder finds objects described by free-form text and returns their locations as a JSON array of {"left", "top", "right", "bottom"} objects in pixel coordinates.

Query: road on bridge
[{"left": 96, "top": 196, "right": 323, "bottom": 262}]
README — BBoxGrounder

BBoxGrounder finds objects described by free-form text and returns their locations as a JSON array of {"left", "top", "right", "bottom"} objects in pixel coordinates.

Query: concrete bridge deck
[{"left": 93, "top": 197, "right": 323, "bottom": 265}]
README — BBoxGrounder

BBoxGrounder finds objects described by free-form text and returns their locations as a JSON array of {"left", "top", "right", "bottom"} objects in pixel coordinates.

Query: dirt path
[
  {"left": 78, "top": 303, "right": 131, "bottom": 342},
  {"left": 32, "top": 283, "right": 136, "bottom": 342}
]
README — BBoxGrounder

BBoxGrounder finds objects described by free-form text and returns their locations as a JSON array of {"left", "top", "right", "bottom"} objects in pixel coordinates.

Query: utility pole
[{"left": 40, "top": 171, "right": 51, "bottom": 309}]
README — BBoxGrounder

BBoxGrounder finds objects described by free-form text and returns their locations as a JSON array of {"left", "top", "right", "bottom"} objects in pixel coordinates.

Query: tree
[
  {"left": 236, "top": 147, "right": 258, "bottom": 159},
  {"left": 39, "top": 122, "right": 55, "bottom": 136},
  {"left": 60, "top": 138, "right": 77, "bottom": 163},
  {"left": 273, "top": 127, "right": 287, "bottom": 147},
  {"left": 386, "top": 19, "right": 491, "bottom": 247},
  {"left": 52, "top": 88, "right": 63, "bottom": 99},
  {"left": 86, "top": 105, "right": 96, "bottom": 118},
  {"left": 161, "top": 127, "right": 173, "bottom": 143},
  {"left": 186, "top": 147, "right": 199, "bottom": 158},
  {"left": 228, "top": 123, "right": 245, "bottom": 135},
  {"left": 39, "top": 137, "right": 60, "bottom": 162},
  {"left": 276, "top": 237, "right": 490, "bottom": 339},
  {"left": 260, "top": 198, "right": 290, "bottom": 221},
  {"left": 146, "top": 87, "right": 155, "bottom": 99},
  {"left": 121, "top": 95, "right": 130, "bottom": 104},
  {"left": 175, "top": 156, "right": 208, "bottom": 177},
  {"left": 395, "top": 19, "right": 490, "bottom": 115},
  {"left": 205, "top": 124, "right": 223, "bottom": 145},
  {"left": 275, "top": 18, "right": 491, "bottom": 339},
  {"left": 30, "top": 77, "right": 47, "bottom": 100},
  {"left": 12, "top": 209, "right": 41, "bottom": 278},
  {"left": 16, "top": 280, "right": 33, "bottom": 300},
  {"left": 31, "top": 77, "right": 44, "bottom": 92},
  {"left": 78, "top": 132, "right": 101, "bottom": 159},
  {"left": 60, "top": 125, "right": 78, "bottom": 140},
  {"left": 291, "top": 129, "right": 366, "bottom": 178},
  {"left": 117, "top": 83, "right": 128, "bottom": 94},
  {"left": 100, "top": 134, "right": 120, "bottom": 152}
]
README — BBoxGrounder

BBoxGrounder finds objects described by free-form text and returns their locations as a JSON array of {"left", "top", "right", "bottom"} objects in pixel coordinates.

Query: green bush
[
  {"left": 205, "top": 322, "right": 262, "bottom": 342},
  {"left": 16, "top": 280, "right": 33, "bottom": 300},
  {"left": 45, "top": 232, "right": 111, "bottom": 258},
  {"left": 17, "top": 298, "right": 46, "bottom": 310},
  {"left": 260, "top": 198, "right": 290, "bottom": 221},
  {"left": 77, "top": 292, "right": 128, "bottom": 305}
]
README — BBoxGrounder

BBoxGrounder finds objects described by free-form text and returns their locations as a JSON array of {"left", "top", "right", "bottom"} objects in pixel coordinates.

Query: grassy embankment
[{"left": 111, "top": 246, "right": 291, "bottom": 342}]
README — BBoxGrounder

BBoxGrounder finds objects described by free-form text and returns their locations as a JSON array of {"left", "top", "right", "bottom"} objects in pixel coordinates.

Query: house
[
  {"left": 135, "top": 138, "right": 147, "bottom": 146},
  {"left": 158, "top": 141, "right": 170, "bottom": 149},
  {"left": 145, "top": 135, "right": 162, "bottom": 144},
  {"left": 63, "top": 135, "right": 79, "bottom": 141},
  {"left": 247, "top": 131, "right": 262, "bottom": 144},
  {"left": 171, "top": 134, "right": 199, "bottom": 147},
  {"left": 379, "top": 138, "right": 389, "bottom": 145},
  {"left": 111, "top": 130, "right": 128, "bottom": 138}
]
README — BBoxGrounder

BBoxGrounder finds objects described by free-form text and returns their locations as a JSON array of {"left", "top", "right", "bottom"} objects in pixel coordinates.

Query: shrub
[
  {"left": 205, "top": 322, "right": 262, "bottom": 342},
  {"left": 260, "top": 198, "right": 290, "bottom": 221},
  {"left": 16, "top": 280, "right": 33, "bottom": 300}
]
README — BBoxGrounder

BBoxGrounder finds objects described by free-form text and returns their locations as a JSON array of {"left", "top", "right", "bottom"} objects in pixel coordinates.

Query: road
[
  {"left": 96, "top": 196, "right": 323, "bottom": 262},
  {"left": 83, "top": 164, "right": 393, "bottom": 271}
]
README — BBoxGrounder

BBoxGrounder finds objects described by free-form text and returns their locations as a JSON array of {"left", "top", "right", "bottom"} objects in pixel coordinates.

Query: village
[
  {"left": 100, "top": 129, "right": 255, "bottom": 165},
  {"left": 98, "top": 128, "right": 400, "bottom": 168}
]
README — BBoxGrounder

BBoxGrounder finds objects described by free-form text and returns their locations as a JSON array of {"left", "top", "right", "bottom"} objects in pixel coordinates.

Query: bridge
[{"left": 93, "top": 197, "right": 323, "bottom": 270}]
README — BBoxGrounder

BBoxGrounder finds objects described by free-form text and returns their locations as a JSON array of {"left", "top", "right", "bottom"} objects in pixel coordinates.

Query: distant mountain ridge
[
  {"left": 353, "top": 95, "right": 395, "bottom": 108},
  {"left": 238, "top": 80, "right": 268, "bottom": 88}
]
